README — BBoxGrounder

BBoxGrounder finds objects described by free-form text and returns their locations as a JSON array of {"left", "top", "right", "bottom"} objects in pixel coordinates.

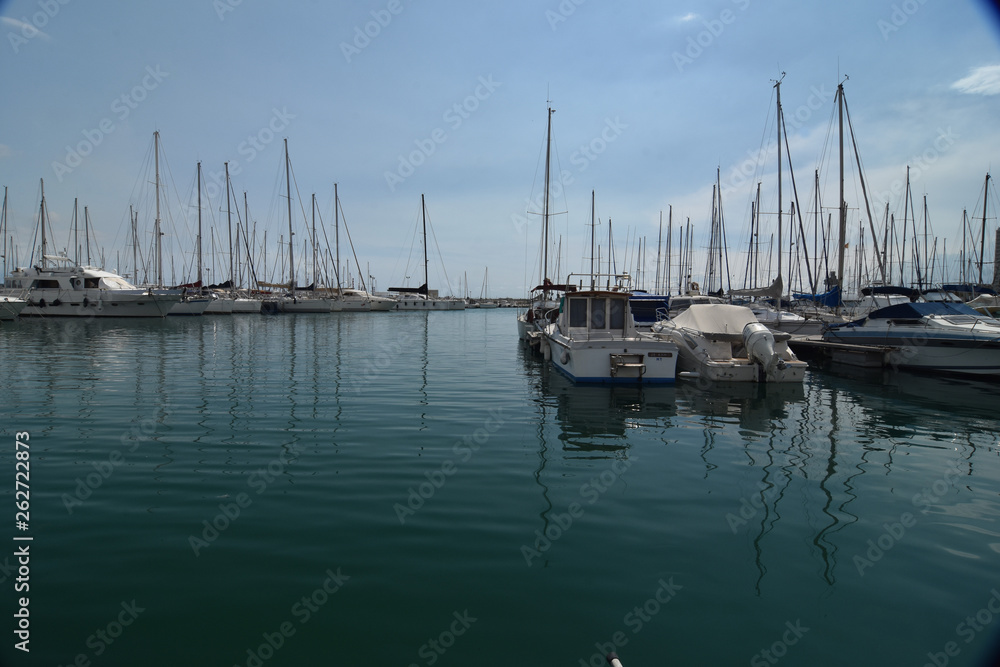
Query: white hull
[
  {"left": 0, "top": 296, "right": 27, "bottom": 320},
  {"left": 168, "top": 298, "right": 211, "bottom": 316},
  {"left": 6, "top": 263, "right": 182, "bottom": 317},
  {"left": 653, "top": 305, "right": 808, "bottom": 383},
  {"left": 824, "top": 301, "right": 1000, "bottom": 377},
  {"left": 545, "top": 330, "right": 677, "bottom": 384},
  {"left": 204, "top": 298, "right": 235, "bottom": 314},
  {"left": 231, "top": 298, "right": 262, "bottom": 313}
]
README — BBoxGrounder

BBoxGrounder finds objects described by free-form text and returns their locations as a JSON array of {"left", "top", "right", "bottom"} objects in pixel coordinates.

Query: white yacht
[
  {"left": 822, "top": 301, "right": 1000, "bottom": 378},
  {"left": 541, "top": 274, "right": 678, "bottom": 384},
  {"left": 651, "top": 304, "right": 807, "bottom": 383},
  {"left": 6, "top": 260, "right": 181, "bottom": 317}
]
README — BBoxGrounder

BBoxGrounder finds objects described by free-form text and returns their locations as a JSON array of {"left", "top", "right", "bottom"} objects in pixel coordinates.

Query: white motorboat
[
  {"left": 651, "top": 304, "right": 807, "bottom": 383},
  {"left": 823, "top": 301, "right": 1000, "bottom": 377},
  {"left": 541, "top": 274, "right": 678, "bottom": 384},
  {"left": 6, "top": 261, "right": 181, "bottom": 317}
]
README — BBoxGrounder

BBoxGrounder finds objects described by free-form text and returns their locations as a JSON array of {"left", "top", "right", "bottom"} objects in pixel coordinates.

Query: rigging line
[{"left": 336, "top": 194, "right": 369, "bottom": 293}]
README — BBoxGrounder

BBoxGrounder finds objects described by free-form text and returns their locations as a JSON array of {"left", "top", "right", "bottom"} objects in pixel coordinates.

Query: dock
[{"left": 788, "top": 336, "right": 899, "bottom": 369}]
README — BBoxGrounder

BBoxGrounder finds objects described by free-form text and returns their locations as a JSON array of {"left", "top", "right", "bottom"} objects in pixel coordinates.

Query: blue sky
[{"left": 1, "top": 0, "right": 999, "bottom": 296}]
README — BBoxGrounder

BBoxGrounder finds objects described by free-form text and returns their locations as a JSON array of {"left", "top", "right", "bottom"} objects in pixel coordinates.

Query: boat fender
[
  {"left": 52, "top": 299, "right": 62, "bottom": 307},
  {"left": 38, "top": 298, "right": 46, "bottom": 308},
  {"left": 83, "top": 297, "right": 89, "bottom": 307},
  {"left": 560, "top": 350, "right": 570, "bottom": 365}
]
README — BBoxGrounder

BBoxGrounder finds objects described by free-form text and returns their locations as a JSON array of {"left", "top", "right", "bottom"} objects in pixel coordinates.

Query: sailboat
[
  {"left": 168, "top": 160, "right": 212, "bottom": 316},
  {"left": 275, "top": 139, "right": 337, "bottom": 313},
  {"left": 0, "top": 187, "right": 27, "bottom": 320},
  {"left": 477, "top": 268, "right": 498, "bottom": 308},
  {"left": 518, "top": 106, "right": 567, "bottom": 344},
  {"left": 389, "top": 194, "right": 462, "bottom": 310},
  {"left": 326, "top": 184, "right": 396, "bottom": 311}
]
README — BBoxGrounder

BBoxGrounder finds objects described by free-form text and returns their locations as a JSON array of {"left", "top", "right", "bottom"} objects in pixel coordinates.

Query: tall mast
[
  {"left": 225, "top": 162, "right": 233, "bottom": 282},
  {"left": 980, "top": 173, "right": 990, "bottom": 284},
  {"left": 131, "top": 205, "right": 137, "bottom": 282},
  {"left": 589, "top": 190, "right": 596, "bottom": 290},
  {"left": 655, "top": 210, "right": 663, "bottom": 293},
  {"left": 335, "top": 182, "right": 342, "bottom": 290},
  {"left": 421, "top": 193, "right": 429, "bottom": 290},
  {"left": 542, "top": 106, "right": 554, "bottom": 294},
  {"left": 196, "top": 161, "right": 203, "bottom": 285},
  {"left": 72, "top": 198, "right": 79, "bottom": 264},
  {"left": 837, "top": 80, "right": 847, "bottom": 297},
  {"left": 666, "top": 206, "right": 673, "bottom": 295},
  {"left": 775, "top": 74, "right": 784, "bottom": 284},
  {"left": 154, "top": 131, "right": 162, "bottom": 286},
  {"left": 39, "top": 179, "right": 47, "bottom": 269},
  {"left": 311, "top": 193, "right": 317, "bottom": 286},
  {"left": 2, "top": 186, "right": 7, "bottom": 277},
  {"left": 284, "top": 138, "right": 294, "bottom": 290},
  {"left": 84, "top": 206, "right": 91, "bottom": 265}
]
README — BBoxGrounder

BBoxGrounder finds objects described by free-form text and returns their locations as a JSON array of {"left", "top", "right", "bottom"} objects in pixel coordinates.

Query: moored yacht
[
  {"left": 6, "top": 260, "right": 181, "bottom": 317},
  {"left": 822, "top": 301, "right": 1000, "bottom": 377}
]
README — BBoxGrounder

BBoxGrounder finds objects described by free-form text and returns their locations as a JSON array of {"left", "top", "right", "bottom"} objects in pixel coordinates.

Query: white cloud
[
  {"left": 677, "top": 12, "right": 699, "bottom": 23},
  {"left": 952, "top": 65, "right": 1000, "bottom": 95}
]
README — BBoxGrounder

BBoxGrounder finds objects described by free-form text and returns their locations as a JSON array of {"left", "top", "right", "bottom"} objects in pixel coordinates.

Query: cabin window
[
  {"left": 609, "top": 299, "right": 625, "bottom": 330},
  {"left": 569, "top": 298, "right": 587, "bottom": 327},
  {"left": 32, "top": 279, "right": 60, "bottom": 289},
  {"left": 84, "top": 278, "right": 100, "bottom": 288},
  {"left": 591, "top": 299, "right": 606, "bottom": 329}
]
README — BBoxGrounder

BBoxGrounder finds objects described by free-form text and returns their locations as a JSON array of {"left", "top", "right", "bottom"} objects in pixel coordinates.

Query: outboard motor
[{"left": 743, "top": 322, "right": 783, "bottom": 378}]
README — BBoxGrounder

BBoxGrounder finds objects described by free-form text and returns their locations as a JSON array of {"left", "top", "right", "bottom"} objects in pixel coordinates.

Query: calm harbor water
[{"left": 1, "top": 309, "right": 1000, "bottom": 666}]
